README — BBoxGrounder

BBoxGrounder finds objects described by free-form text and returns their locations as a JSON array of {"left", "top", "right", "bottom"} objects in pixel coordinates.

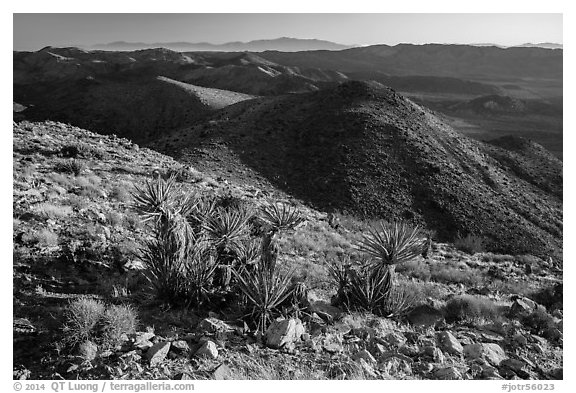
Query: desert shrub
[
  {"left": 454, "top": 234, "right": 485, "bottom": 254},
  {"left": 105, "top": 211, "right": 124, "bottom": 227},
  {"left": 395, "top": 259, "right": 431, "bottom": 281},
  {"left": 380, "top": 281, "right": 422, "bottom": 317},
  {"left": 528, "top": 283, "right": 562, "bottom": 310},
  {"left": 102, "top": 304, "right": 138, "bottom": 347},
  {"left": 33, "top": 202, "right": 72, "bottom": 219},
  {"left": 63, "top": 298, "right": 106, "bottom": 346},
  {"left": 521, "top": 308, "right": 557, "bottom": 335},
  {"left": 55, "top": 159, "right": 85, "bottom": 176},
  {"left": 444, "top": 294, "right": 500, "bottom": 323},
  {"left": 429, "top": 263, "right": 484, "bottom": 286},
  {"left": 110, "top": 185, "right": 132, "bottom": 203},
  {"left": 21, "top": 228, "right": 59, "bottom": 247}
]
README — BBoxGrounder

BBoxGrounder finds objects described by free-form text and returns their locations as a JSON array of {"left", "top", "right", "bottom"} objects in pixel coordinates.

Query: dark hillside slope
[{"left": 155, "top": 81, "right": 562, "bottom": 258}]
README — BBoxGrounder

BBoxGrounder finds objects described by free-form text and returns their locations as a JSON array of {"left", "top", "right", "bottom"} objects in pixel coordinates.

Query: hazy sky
[{"left": 13, "top": 13, "right": 562, "bottom": 51}]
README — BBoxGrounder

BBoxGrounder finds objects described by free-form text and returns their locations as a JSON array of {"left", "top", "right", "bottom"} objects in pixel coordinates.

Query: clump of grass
[
  {"left": 110, "top": 185, "right": 132, "bottom": 203},
  {"left": 33, "top": 202, "right": 72, "bottom": 219},
  {"left": 63, "top": 298, "right": 106, "bottom": 346},
  {"left": 429, "top": 263, "right": 485, "bottom": 286},
  {"left": 63, "top": 298, "right": 139, "bottom": 350},
  {"left": 21, "top": 228, "right": 59, "bottom": 247},
  {"left": 454, "top": 234, "right": 485, "bottom": 254},
  {"left": 105, "top": 211, "right": 124, "bottom": 227},
  {"left": 102, "top": 304, "right": 138, "bottom": 347},
  {"left": 444, "top": 294, "right": 500, "bottom": 323},
  {"left": 55, "top": 159, "right": 85, "bottom": 176}
]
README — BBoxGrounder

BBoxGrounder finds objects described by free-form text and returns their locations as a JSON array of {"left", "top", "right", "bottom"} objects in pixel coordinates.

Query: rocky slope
[
  {"left": 153, "top": 81, "right": 562, "bottom": 258},
  {"left": 12, "top": 121, "right": 563, "bottom": 380}
]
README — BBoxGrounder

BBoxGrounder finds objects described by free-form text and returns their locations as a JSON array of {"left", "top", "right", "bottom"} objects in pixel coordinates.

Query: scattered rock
[
  {"left": 434, "top": 366, "right": 463, "bottom": 380},
  {"left": 212, "top": 363, "right": 233, "bottom": 380},
  {"left": 436, "top": 331, "right": 463, "bottom": 355},
  {"left": 384, "top": 332, "right": 406, "bottom": 347},
  {"left": 195, "top": 340, "right": 218, "bottom": 359},
  {"left": 265, "top": 318, "right": 304, "bottom": 349},
  {"left": 481, "top": 364, "right": 503, "bottom": 379},
  {"left": 500, "top": 358, "right": 527, "bottom": 373},
  {"left": 399, "top": 343, "right": 420, "bottom": 357},
  {"left": 309, "top": 301, "right": 342, "bottom": 322},
  {"left": 170, "top": 340, "right": 191, "bottom": 354},
  {"left": 197, "top": 318, "right": 234, "bottom": 334},
  {"left": 146, "top": 341, "right": 171, "bottom": 366},
  {"left": 353, "top": 349, "right": 377, "bottom": 365},
  {"left": 464, "top": 343, "right": 506, "bottom": 366},
  {"left": 509, "top": 297, "right": 543, "bottom": 318}
]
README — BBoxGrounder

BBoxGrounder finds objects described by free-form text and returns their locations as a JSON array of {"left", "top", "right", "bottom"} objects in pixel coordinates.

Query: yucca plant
[
  {"left": 260, "top": 203, "right": 304, "bottom": 232},
  {"left": 233, "top": 263, "right": 294, "bottom": 332},
  {"left": 184, "top": 238, "right": 218, "bottom": 307},
  {"left": 347, "top": 264, "right": 393, "bottom": 314},
  {"left": 356, "top": 221, "right": 425, "bottom": 268},
  {"left": 203, "top": 207, "right": 251, "bottom": 256},
  {"left": 379, "top": 284, "right": 419, "bottom": 317}
]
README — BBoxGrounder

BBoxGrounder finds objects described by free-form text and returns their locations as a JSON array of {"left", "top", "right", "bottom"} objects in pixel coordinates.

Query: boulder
[
  {"left": 463, "top": 343, "right": 506, "bottom": 366},
  {"left": 434, "top": 366, "right": 463, "bottom": 380},
  {"left": 170, "top": 340, "right": 191, "bottom": 354},
  {"left": 146, "top": 341, "right": 171, "bottom": 366},
  {"left": 309, "top": 301, "right": 343, "bottom": 322},
  {"left": 436, "top": 331, "right": 463, "bottom": 356},
  {"left": 212, "top": 363, "right": 233, "bottom": 380},
  {"left": 509, "top": 297, "right": 544, "bottom": 318},
  {"left": 500, "top": 358, "right": 527, "bottom": 373},
  {"left": 195, "top": 340, "right": 218, "bottom": 359},
  {"left": 265, "top": 318, "right": 304, "bottom": 349}
]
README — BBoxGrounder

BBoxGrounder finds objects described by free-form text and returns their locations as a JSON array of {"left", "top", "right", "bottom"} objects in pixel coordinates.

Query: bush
[
  {"left": 55, "top": 159, "right": 85, "bottom": 176},
  {"left": 21, "top": 228, "right": 59, "bottom": 247},
  {"left": 33, "top": 202, "right": 73, "bottom": 219},
  {"left": 454, "top": 234, "right": 485, "bottom": 254},
  {"left": 63, "top": 298, "right": 106, "bottom": 346},
  {"left": 102, "top": 304, "right": 138, "bottom": 347},
  {"left": 444, "top": 294, "right": 500, "bottom": 323}
]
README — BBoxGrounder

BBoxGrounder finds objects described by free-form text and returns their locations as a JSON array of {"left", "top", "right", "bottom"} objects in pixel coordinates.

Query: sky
[{"left": 13, "top": 13, "right": 563, "bottom": 51}]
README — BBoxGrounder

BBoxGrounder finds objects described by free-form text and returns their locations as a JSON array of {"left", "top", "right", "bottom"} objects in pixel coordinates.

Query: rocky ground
[{"left": 13, "top": 121, "right": 563, "bottom": 380}]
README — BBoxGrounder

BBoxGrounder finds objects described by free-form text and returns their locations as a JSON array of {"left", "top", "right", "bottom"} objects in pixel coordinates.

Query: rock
[
  {"left": 509, "top": 297, "right": 542, "bottom": 318},
  {"left": 549, "top": 368, "right": 563, "bottom": 380},
  {"left": 512, "top": 333, "right": 528, "bottom": 347},
  {"left": 407, "top": 305, "right": 445, "bottom": 328},
  {"left": 423, "top": 346, "right": 445, "bottom": 364},
  {"left": 265, "top": 318, "right": 304, "bottom": 349},
  {"left": 212, "top": 363, "right": 233, "bottom": 380},
  {"left": 481, "top": 365, "right": 503, "bottom": 379},
  {"left": 434, "top": 366, "right": 463, "bottom": 380},
  {"left": 436, "top": 331, "right": 463, "bottom": 355},
  {"left": 353, "top": 349, "right": 377, "bottom": 365},
  {"left": 146, "top": 341, "right": 171, "bottom": 366},
  {"left": 170, "top": 340, "right": 191, "bottom": 354},
  {"left": 77, "top": 340, "right": 98, "bottom": 361},
  {"left": 380, "top": 357, "right": 412, "bottom": 375},
  {"left": 197, "top": 318, "right": 234, "bottom": 334},
  {"left": 195, "top": 340, "right": 218, "bottom": 359},
  {"left": 309, "top": 301, "right": 343, "bottom": 322},
  {"left": 413, "top": 361, "right": 434, "bottom": 374},
  {"left": 500, "top": 358, "right": 527, "bottom": 373},
  {"left": 398, "top": 343, "right": 420, "bottom": 357},
  {"left": 384, "top": 332, "right": 406, "bottom": 347},
  {"left": 357, "top": 358, "right": 379, "bottom": 378},
  {"left": 463, "top": 343, "right": 506, "bottom": 366},
  {"left": 543, "top": 327, "right": 562, "bottom": 342}
]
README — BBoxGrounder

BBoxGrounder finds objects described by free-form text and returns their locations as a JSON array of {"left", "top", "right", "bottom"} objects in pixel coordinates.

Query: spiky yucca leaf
[
  {"left": 203, "top": 208, "right": 250, "bottom": 254},
  {"left": 233, "top": 264, "right": 294, "bottom": 332},
  {"left": 260, "top": 203, "right": 304, "bottom": 232},
  {"left": 347, "top": 264, "right": 393, "bottom": 314},
  {"left": 356, "top": 221, "right": 424, "bottom": 266},
  {"left": 132, "top": 175, "right": 181, "bottom": 223}
]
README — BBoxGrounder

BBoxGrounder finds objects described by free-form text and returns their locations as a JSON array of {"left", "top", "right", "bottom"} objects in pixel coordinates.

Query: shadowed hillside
[{"left": 154, "top": 81, "right": 562, "bottom": 258}]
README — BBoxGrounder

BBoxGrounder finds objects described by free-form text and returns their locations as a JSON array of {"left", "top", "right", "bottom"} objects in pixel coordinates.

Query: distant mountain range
[
  {"left": 86, "top": 37, "right": 356, "bottom": 52},
  {"left": 83, "top": 38, "right": 563, "bottom": 53}
]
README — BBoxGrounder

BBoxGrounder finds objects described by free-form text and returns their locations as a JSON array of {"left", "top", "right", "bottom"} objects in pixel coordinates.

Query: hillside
[
  {"left": 12, "top": 121, "right": 563, "bottom": 380},
  {"left": 153, "top": 81, "right": 562, "bottom": 258}
]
